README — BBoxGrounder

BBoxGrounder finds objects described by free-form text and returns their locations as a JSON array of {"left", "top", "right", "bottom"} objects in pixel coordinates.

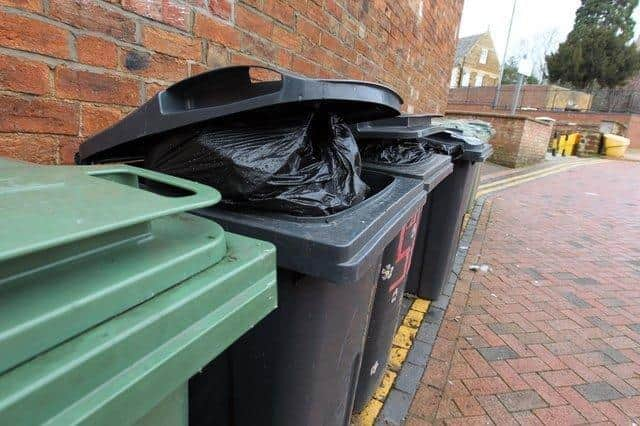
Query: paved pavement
[
  {"left": 480, "top": 155, "right": 591, "bottom": 186},
  {"left": 406, "top": 160, "right": 640, "bottom": 425},
  {"left": 624, "top": 149, "right": 640, "bottom": 163},
  {"left": 480, "top": 161, "right": 511, "bottom": 179}
]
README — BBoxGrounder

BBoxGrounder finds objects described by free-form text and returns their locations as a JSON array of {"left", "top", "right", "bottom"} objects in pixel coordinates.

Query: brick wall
[
  {"left": 446, "top": 110, "right": 553, "bottom": 168},
  {"left": 518, "top": 118, "right": 553, "bottom": 165},
  {"left": 0, "top": 0, "right": 463, "bottom": 164},
  {"left": 446, "top": 104, "right": 640, "bottom": 149}
]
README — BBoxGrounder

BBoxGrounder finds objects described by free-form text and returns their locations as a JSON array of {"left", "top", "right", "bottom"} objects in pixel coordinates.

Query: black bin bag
[
  {"left": 145, "top": 111, "right": 368, "bottom": 216},
  {"left": 424, "top": 137, "right": 464, "bottom": 158},
  {"left": 360, "top": 141, "right": 433, "bottom": 165}
]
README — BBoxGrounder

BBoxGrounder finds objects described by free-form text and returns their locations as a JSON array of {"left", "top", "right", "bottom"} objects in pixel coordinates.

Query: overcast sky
[{"left": 459, "top": 0, "right": 640, "bottom": 66}]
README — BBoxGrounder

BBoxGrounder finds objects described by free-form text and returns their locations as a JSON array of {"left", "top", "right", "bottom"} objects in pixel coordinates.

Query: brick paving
[{"left": 407, "top": 161, "right": 640, "bottom": 425}]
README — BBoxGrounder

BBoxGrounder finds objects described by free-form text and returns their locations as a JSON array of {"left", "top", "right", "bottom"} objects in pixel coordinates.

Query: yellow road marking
[
  {"left": 356, "top": 299, "right": 430, "bottom": 425},
  {"left": 478, "top": 160, "right": 587, "bottom": 191},
  {"left": 351, "top": 399, "right": 383, "bottom": 425},
  {"left": 373, "top": 370, "right": 397, "bottom": 400},
  {"left": 388, "top": 347, "right": 408, "bottom": 371},
  {"left": 392, "top": 325, "right": 417, "bottom": 349},
  {"left": 411, "top": 299, "right": 430, "bottom": 313},
  {"left": 403, "top": 309, "right": 425, "bottom": 328},
  {"left": 476, "top": 160, "right": 606, "bottom": 198}
]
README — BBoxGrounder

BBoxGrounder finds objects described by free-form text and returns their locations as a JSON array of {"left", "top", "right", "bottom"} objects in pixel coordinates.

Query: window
[
  {"left": 479, "top": 48, "right": 489, "bottom": 64},
  {"left": 461, "top": 71, "right": 471, "bottom": 87},
  {"left": 450, "top": 67, "right": 459, "bottom": 88},
  {"left": 474, "top": 74, "right": 484, "bottom": 87}
]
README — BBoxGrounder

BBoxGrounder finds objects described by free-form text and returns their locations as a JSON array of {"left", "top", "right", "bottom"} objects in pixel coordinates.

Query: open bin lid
[
  {"left": 77, "top": 65, "right": 403, "bottom": 164},
  {"left": 0, "top": 158, "right": 226, "bottom": 374},
  {"left": 352, "top": 114, "right": 493, "bottom": 162}
]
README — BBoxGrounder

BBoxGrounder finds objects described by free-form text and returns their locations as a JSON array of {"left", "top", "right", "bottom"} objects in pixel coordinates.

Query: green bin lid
[
  {"left": 0, "top": 160, "right": 220, "bottom": 261},
  {"left": 0, "top": 233, "right": 277, "bottom": 425},
  {"left": 0, "top": 159, "right": 225, "bottom": 374}
]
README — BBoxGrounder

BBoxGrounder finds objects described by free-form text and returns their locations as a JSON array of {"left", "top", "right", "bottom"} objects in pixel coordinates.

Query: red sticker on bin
[{"left": 388, "top": 211, "right": 420, "bottom": 293}]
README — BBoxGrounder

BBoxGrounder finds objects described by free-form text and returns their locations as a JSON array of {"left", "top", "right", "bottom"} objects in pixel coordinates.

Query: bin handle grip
[
  {"left": 161, "top": 65, "right": 303, "bottom": 114},
  {"left": 85, "top": 165, "right": 221, "bottom": 207}
]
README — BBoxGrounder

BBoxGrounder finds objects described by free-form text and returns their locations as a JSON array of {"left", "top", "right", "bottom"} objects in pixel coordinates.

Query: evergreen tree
[
  {"left": 546, "top": 0, "right": 640, "bottom": 88},
  {"left": 501, "top": 57, "right": 520, "bottom": 84}
]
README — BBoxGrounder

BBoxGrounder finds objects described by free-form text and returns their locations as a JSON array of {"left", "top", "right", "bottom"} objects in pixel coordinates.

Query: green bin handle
[{"left": 84, "top": 164, "right": 222, "bottom": 210}]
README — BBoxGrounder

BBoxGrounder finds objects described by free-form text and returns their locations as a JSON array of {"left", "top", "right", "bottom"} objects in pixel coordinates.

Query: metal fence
[{"left": 448, "top": 85, "right": 640, "bottom": 114}]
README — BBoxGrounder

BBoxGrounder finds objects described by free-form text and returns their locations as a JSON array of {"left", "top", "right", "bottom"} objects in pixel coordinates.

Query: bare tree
[
  {"left": 536, "top": 29, "right": 560, "bottom": 82},
  {"left": 511, "top": 29, "right": 560, "bottom": 83}
]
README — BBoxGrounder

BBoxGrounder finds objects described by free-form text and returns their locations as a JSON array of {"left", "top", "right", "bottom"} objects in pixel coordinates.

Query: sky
[{"left": 458, "top": 0, "right": 640, "bottom": 73}]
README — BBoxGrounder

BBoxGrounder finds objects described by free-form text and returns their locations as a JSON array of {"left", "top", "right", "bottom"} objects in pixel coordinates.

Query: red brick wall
[
  {"left": 0, "top": 0, "right": 464, "bottom": 164},
  {"left": 446, "top": 110, "right": 553, "bottom": 168}
]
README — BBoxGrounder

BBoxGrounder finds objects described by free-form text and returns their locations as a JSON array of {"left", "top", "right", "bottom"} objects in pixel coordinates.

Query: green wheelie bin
[{"left": 0, "top": 158, "right": 276, "bottom": 425}]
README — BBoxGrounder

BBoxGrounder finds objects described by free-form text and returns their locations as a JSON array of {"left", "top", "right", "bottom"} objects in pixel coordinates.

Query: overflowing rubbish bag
[
  {"left": 146, "top": 110, "right": 369, "bottom": 216},
  {"left": 422, "top": 134, "right": 465, "bottom": 158},
  {"left": 431, "top": 118, "right": 495, "bottom": 142},
  {"left": 360, "top": 141, "right": 433, "bottom": 165}
]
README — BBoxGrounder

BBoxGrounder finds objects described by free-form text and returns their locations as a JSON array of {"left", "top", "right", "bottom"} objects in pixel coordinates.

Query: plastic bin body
[
  {"left": 603, "top": 134, "right": 631, "bottom": 158},
  {"left": 406, "top": 158, "right": 480, "bottom": 299},
  {"left": 230, "top": 268, "right": 378, "bottom": 425},
  {"left": 557, "top": 135, "right": 568, "bottom": 156},
  {"left": 352, "top": 211, "right": 420, "bottom": 412},
  {"left": 464, "top": 160, "right": 483, "bottom": 215},
  {"left": 0, "top": 159, "right": 277, "bottom": 425},
  {"left": 564, "top": 133, "right": 580, "bottom": 156},
  {"left": 352, "top": 154, "right": 452, "bottom": 412},
  {"left": 191, "top": 171, "right": 426, "bottom": 426},
  {"left": 352, "top": 115, "right": 493, "bottom": 302}
]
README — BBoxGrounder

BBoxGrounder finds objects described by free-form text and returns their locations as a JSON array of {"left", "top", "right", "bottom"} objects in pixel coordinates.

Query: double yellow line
[{"left": 476, "top": 159, "right": 607, "bottom": 198}]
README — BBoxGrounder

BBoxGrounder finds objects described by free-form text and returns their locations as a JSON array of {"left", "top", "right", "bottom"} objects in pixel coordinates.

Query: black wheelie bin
[
  {"left": 76, "top": 65, "right": 427, "bottom": 426},
  {"left": 350, "top": 115, "right": 454, "bottom": 412},
  {"left": 352, "top": 115, "right": 493, "bottom": 301},
  {"left": 431, "top": 117, "right": 495, "bottom": 216}
]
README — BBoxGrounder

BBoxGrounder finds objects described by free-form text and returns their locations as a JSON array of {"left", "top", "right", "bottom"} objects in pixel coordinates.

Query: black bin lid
[
  {"left": 425, "top": 131, "right": 493, "bottom": 162},
  {"left": 353, "top": 114, "right": 449, "bottom": 140},
  {"left": 352, "top": 114, "right": 493, "bottom": 162},
  {"left": 362, "top": 153, "right": 453, "bottom": 192},
  {"left": 77, "top": 65, "right": 403, "bottom": 164}
]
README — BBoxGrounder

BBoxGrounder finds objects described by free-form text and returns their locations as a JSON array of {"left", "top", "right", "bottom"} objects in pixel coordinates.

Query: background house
[{"left": 450, "top": 31, "right": 500, "bottom": 88}]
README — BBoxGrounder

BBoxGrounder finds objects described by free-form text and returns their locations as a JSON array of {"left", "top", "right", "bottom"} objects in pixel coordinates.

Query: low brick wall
[
  {"left": 447, "top": 104, "right": 640, "bottom": 149},
  {"left": 446, "top": 110, "right": 553, "bottom": 168}
]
